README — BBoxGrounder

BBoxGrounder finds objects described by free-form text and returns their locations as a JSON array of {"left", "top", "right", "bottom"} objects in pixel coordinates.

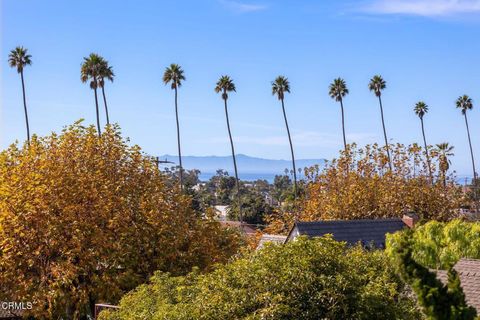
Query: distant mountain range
[{"left": 158, "top": 154, "right": 326, "bottom": 182}]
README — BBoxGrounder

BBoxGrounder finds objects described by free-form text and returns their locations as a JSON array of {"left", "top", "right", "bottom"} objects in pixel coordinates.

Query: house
[
  {"left": 214, "top": 205, "right": 229, "bottom": 221},
  {"left": 220, "top": 220, "right": 257, "bottom": 235},
  {"left": 436, "top": 258, "right": 480, "bottom": 312},
  {"left": 256, "top": 234, "right": 287, "bottom": 250},
  {"left": 285, "top": 215, "right": 416, "bottom": 249}
]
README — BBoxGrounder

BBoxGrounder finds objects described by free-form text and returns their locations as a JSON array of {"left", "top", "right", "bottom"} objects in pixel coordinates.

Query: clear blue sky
[{"left": 2, "top": 0, "right": 480, "bottom": 177}]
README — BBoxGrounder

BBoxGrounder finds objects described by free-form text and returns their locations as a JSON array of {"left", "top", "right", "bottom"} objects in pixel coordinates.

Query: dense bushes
[
  {"left": 0, "top": 123, "right": 242, "bottom": 319},
  {"left": 387, "top": 220, "right": 480, "bottom": 269},
  {"left": 100, "top": 236, "right": 420, "bottom": 320}
]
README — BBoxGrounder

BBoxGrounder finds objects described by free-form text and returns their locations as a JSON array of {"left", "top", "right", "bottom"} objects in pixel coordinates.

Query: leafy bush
[
  {"left": 0, "top": 122, "right": 242, "bottom": 319},
  {"left": 100, "top": 236, "right": 420, "bottom": 320},
  {"left": 387, "top": 220, "right": 480, "bottom": 269}
]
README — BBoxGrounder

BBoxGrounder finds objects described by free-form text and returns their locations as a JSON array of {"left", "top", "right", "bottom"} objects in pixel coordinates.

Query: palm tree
[
  {"left": 98, "top": 57, "right": 114, "bottom": 126},
  {"left": 414, "top": 101, "right": 433, "bottom": 184},
  {"left": 215, "top": 75, "right": 241, "bottom": 222},
  {"left": 163, "top": 64, "right": 186, "bottom": 190},
  {"left": 436, "top": 143, "right": 454, "bottom": 187},
  {"left": 81, "top": 53, "right": 103, "bottom": 136},
  {"left": 272, "top": 76, "right": 297, "bottom": 201},
  {"left": 369, "top": 75, "right": 392, "bottom": 171},
  {"left": 8, "top": 46, "right": 32, "bottom": 143},
  {"left": 329, "top": 78, "right": 349, "bottom": 153},
  {"left": 456, "top": 95, "right": 477, "bottom": 187}
]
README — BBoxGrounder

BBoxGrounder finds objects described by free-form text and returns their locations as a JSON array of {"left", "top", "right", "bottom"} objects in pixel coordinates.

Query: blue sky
[{"left": 2, "top": 0, "right": 480, "bottom": 177}]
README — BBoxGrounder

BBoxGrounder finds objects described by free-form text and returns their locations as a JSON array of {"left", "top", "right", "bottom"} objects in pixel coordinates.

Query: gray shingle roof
[
  {"left": 436, "top": 258, "right": 480, "bottom": 312},
  {"left": 287, "top": 218, "right": 406, "bottom": 248}
]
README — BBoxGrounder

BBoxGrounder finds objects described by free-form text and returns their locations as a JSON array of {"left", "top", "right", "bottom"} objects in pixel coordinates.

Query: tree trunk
[
  {"left": 93, "top": 77, "right": 101, "bottom": 137},
  {"left": 281, "top": 98, "right": 297, "bottom": 202},
  {"left": 340, "top": 98, "right": 347, "bottom": 153},
  {"left": 174, "top": 87, "right": 184, "bottom": 190},
  {"left": 20, "top": 70, "right": 30, "bottom": 143},
  {"left": 378, "top": 96, "right": 392, "bottom": 171},
  {"left": 101, "top": 84, "right": 110, "bottom": 125},
  {"left": 224, "top": 97, "right": 241, "bottom": 223},
  {"left": 421, "top": 118, "right": 433, "bottom": 184},
  {"left": 464, "top": 113, "right": 477, "bottom": 199}
]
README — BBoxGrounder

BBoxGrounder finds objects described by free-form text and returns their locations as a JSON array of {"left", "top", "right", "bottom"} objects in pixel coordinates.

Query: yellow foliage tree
[
  {"left": 267, "top": 143, "right": 466, "bottom": 234},
  {"left": 0, "top": 122, "right": 241, "bottom": 319}
]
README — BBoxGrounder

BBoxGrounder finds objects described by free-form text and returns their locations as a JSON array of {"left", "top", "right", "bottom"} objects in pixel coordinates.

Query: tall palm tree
[
  {"left": 215, "top": 75, "right": 241, "bottom": 222},
  {"left": 456, "top": 95, "right": 477, "bottom": 186},
  {"left": 163, "top": 64, "right": 186, "bottom": 190},
  {"left": 8, "top": 46, "right": 32, "bottom": 143},
  {"left": 414, "top": 101, "right": 433, "bottom": 184},
  {"left": 369, "top": 75, "right": 392, "bottom": 171},
  {"left": 436, "top": 142, "right": 454, "bottom": 187},
  {"left": 81, "top": 53, "right": 103, "bottom": 136},
  {"left": 272, "top": 76, "right": 297, "bottom": 201},
  {"left": 329, "top": 78, "right": 349, "bottom": 153},
  {"left": 98, "top": 57, "right": 114, "bottom": 126}
]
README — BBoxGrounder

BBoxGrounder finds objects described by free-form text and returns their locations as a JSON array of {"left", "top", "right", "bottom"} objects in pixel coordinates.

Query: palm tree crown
[
  {"left": 456, "top": 95, "right": 473, "bottom": 115},
  {"left": 436, "top": 142, "right": 454, "bottom": 176},
  {"left": 215, "top": 75, "right": 236, "bottom": 100},
  {"left": 98, "top": 58, "right": 114, "bottom": 88},
  {"left": 368, "top": 75, "right": 386, "bottom": 97},
  {"left": 81, "top": 53, "right": 103, "bottom": 88},
  {"left": 329, "top": 78, "right": 349, "bottom": 101},
  {"left": 272, "top": 76, "right": 290, "bottom": 100},
  {"left": 414, "top": 101, "right": 428, "bottom": 119},
  {"left": 8, "top": 46, "right": 32, "bottom": 73},
  {"left": 163, "top": 64, "right": 185, "bottom": 89}
]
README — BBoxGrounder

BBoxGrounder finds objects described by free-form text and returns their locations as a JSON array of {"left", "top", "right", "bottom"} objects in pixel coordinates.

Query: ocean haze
[{"left": 158, "top": 154, "right": 326, "bottom": 182}]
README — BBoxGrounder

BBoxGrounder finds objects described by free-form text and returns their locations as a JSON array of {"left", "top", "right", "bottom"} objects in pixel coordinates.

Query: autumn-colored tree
[
  {"left": 0, "top": 122, "right": 241, "bottom": 319},
  {"left": 267, "top": 143, "right": 466, "bottom": 234}
]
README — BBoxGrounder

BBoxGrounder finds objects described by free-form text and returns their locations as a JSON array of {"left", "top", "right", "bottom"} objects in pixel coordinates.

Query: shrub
[{"left": 100, "top": 236, "right": 420, "bottom": 320}]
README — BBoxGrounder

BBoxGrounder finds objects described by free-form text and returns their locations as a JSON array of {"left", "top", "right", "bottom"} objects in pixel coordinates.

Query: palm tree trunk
[
  {"left": 281, "top": 98, "right": 297, "bottom": 201},
  {"left": 224, "top": 97, "right": 241, "bottom": 223},
  {"left": 101, "top": 85, "right": 110, "bottom": 126},
  {"left": 93, "top": 78, "right": 101, "bottom": 137},
  {"left": 20, "top": 70, "right": 30, "bottom": 143},
  {"left": 464, "top": 113, "right": 477, "bottom": 198},
  {"left": 378, "top": 96, "right": 392, "bottom": 171},
  {"left": 174, "top": 87, "right": 184, "bottom": 190},
  {"left": 340, "top": 99, "right": 347, "bottom": 153},
  {"left": 420, "top": 118, "right": 432, "bottom": 184}
]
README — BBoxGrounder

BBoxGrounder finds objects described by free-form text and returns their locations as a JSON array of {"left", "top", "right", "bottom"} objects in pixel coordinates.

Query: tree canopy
[{"left": 0, "top": 122, "right": 241, "bottom": 319}]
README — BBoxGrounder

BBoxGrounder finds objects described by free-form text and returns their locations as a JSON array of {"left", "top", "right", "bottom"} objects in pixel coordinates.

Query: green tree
[
  {"left": 98, "top": 57, "right": 115, "bottom": 125},
  {"left": 389, "top": 229, "right": 477, "bottom": 320},
  {"left": 163, "top": 64, "right": 186, "bottom": 190},
  {"left": 386, "top": 220, "right": 480, "bottom": 270},
  {"left": 272, "top": 76, "right": 297, "bottom": 202},
  {"left": 215, "top": 75, "right": 241, "bottom": 222},
  {"left": 8, "top": 46, "right": 32, "bottom": 143},
  {"left": 369, "top": 75, "right": 392, "bottom": 171},
  {"left": 329, "top": 78, "right": 349, "bottom": 153},
  {"left": 435, "top": 142, "right": 454, "bottom": 188},
  {"left": 100, "top": 237, "right": 420, "bottom": 320},
  {"left": 414, "top": 101, "right": 433, "bottom": 184},
  {"left": 81, "top": 53, "right": 103, "bottom": 136},
  {"left": 456, "top": 95, "right": 477, "bottom": 192}
]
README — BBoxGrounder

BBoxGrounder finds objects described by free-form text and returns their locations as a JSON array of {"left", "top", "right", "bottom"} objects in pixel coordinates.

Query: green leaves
[{"left": 101, "top": 237, "right": 420, "bottom": 320}]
